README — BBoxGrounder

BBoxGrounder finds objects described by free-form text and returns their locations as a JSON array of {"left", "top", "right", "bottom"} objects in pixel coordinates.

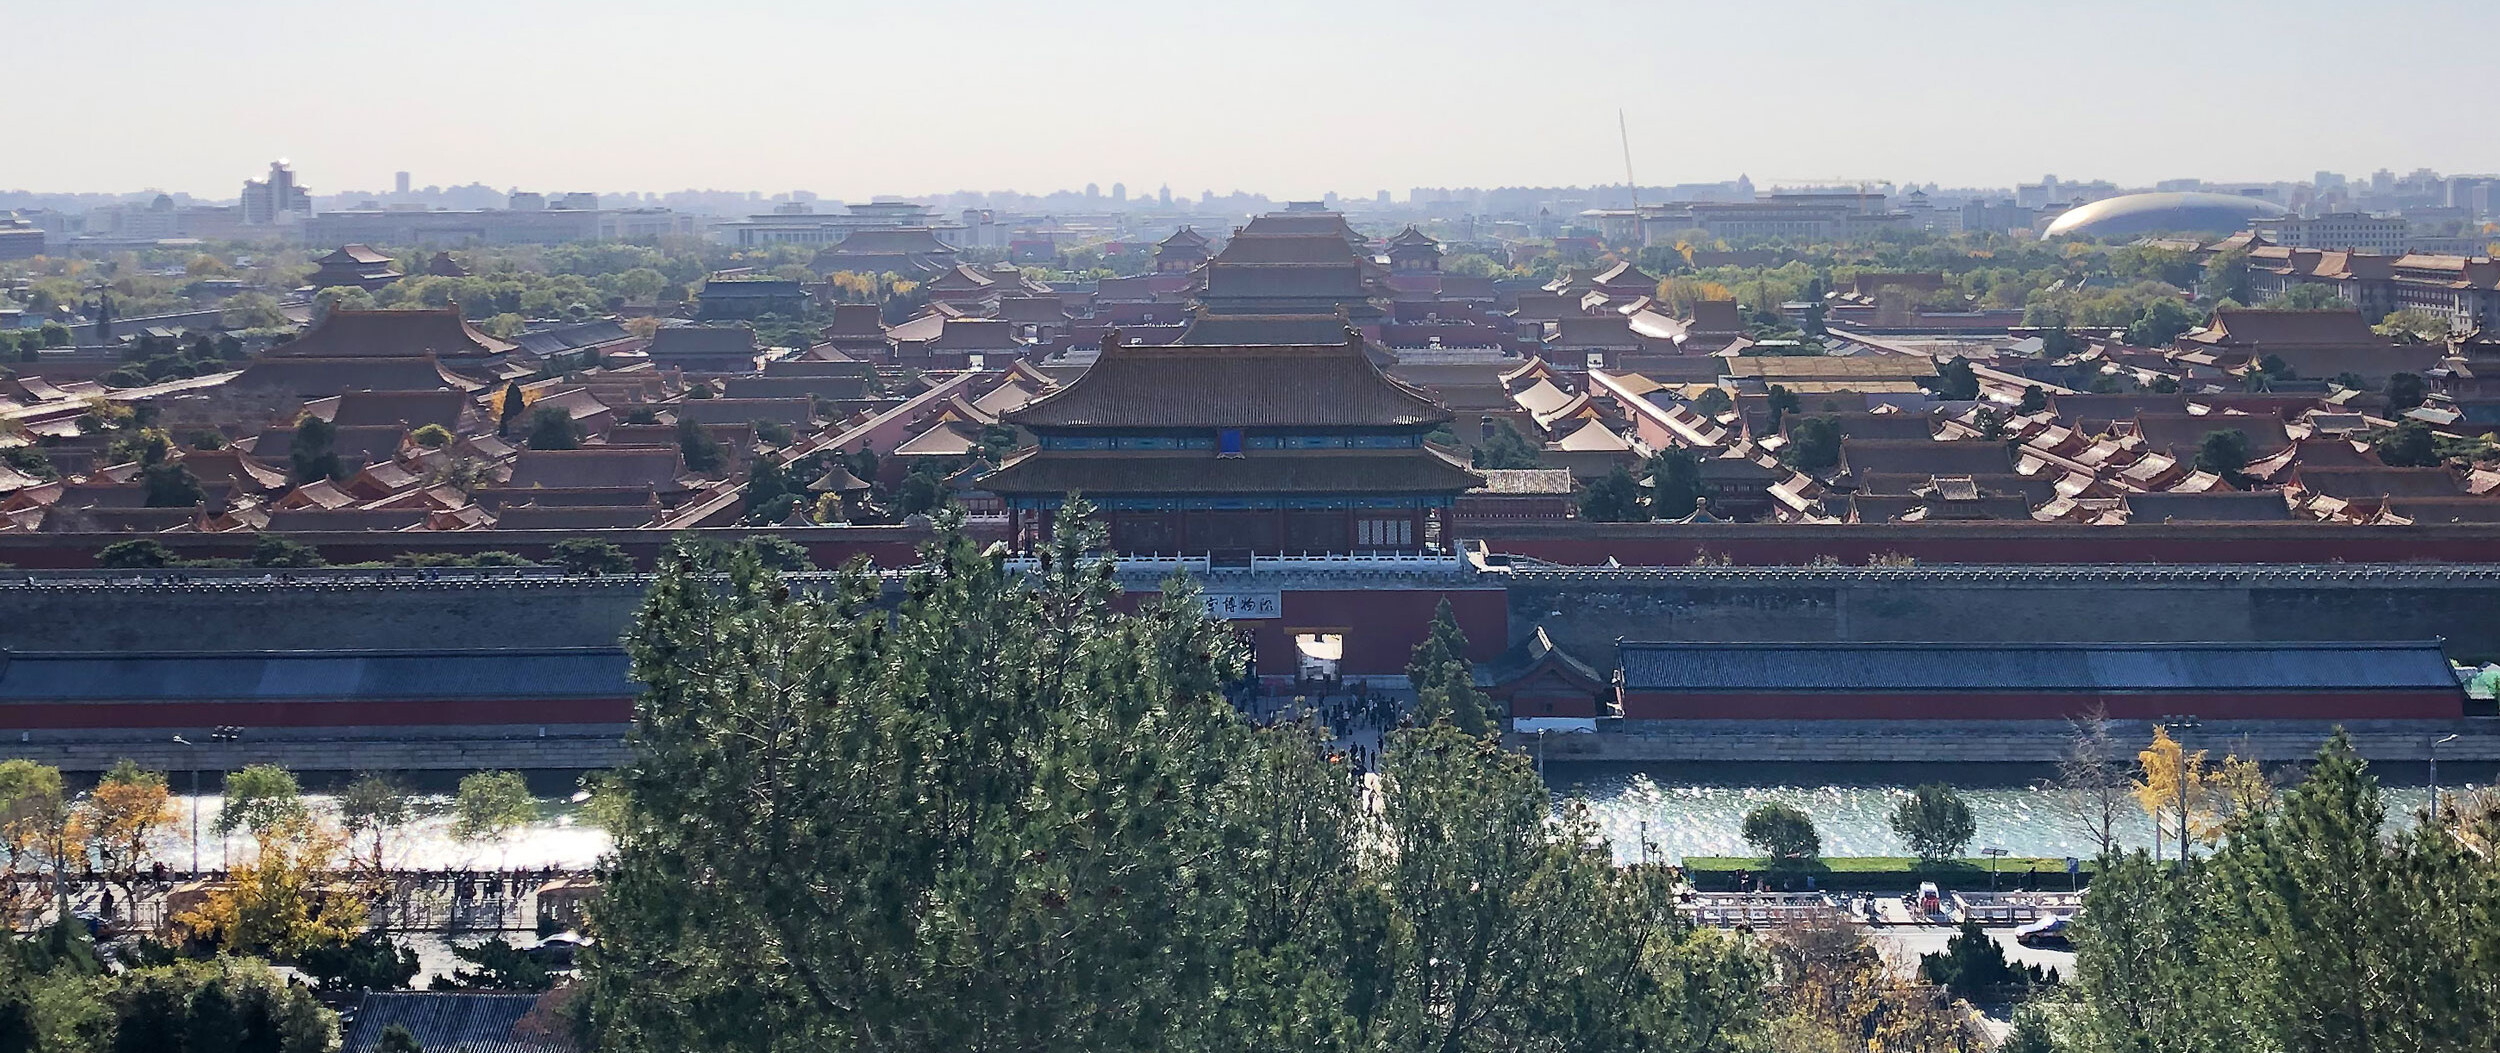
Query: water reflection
[
  {"left": 157, "top": 762, "right": 2482, "bottom": 871},
  {"left": 1559, "top": 762, "right": 2467, "bottom": 864}
]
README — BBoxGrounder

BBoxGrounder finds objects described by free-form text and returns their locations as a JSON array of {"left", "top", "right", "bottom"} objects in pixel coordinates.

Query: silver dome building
[{"left": 2042, "top": 192, "right": 2291, "bottom": 239}]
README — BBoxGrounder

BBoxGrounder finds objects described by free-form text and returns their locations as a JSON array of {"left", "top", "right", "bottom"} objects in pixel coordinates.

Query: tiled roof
[
  {"left": 493, "top": 504, "right": 660, "bottom": 529},
  {"left": 721, "top": 375, "right": 873, "bottom": 401},
  {"left": 669, "top": 397, "right": 813, "bottom": 426},
  {"left": 2191, "top": 308, "right": 2383, "bottom": 348},
  {"left": 2122, "top": 491, "right": 2295, "bottom": 522},
  {"left": 1688, "top": 300, "right": 1745, "bottom": 333},
  {"left": 505, "top": 449, "right": 685, "bottom": 491},
  {"left": 1838, "top": 438, "right": 2015, "bottom": 477},
  {"left": 331, "top": 390, "right": 466, "bottom": 429},
  {"left": 263, "top": 507, "right": 431, "bottom": 531},
  {"left": 1200, "top": 263, "right": 1368, "bottom": 300},
  {"left": 1470, "top": 468, "right": 1575, "bottom": 495},
  {"left": 343, "top": 991, "right": 579, "bottom": 1053},
  {"left": 646, "top": 325, "right": 757, "bottom": 359},
  {"left": 2293, "top": 466, "right": 2466, "bottom": 499},
  {"left": 1619, "top": 641, "right": 2460, "bottom": 693},
  {"left": 1212, "top": 233, "right": 1362, "bottom": 266},
  {"left": 1007, "top": 336, "right": 1450, "bottom": 430},
  {"left": 824, "top": 227, "right": 954, "bottom": 255},
  {"left": 981, "top": 446, "right": 1481, "bottom": 497},
  {"left": 268, "top": 309, "right": 515, "bottom": 358},
  {"left": 320, "top": 244, "right": 397, "bottom": 265},
  {"left": 1176, "top": 312, "right": 1357, "bottom": 346},
  {"left": 1593, "top": 261, "right": 1658, "bottom": 289},
  {"left": 1551, "top": 315, "right": 1639, "bottom": 348},
  {"left": 2132, "top": 413, "right": 2291, "bottom": 457},
  {"left": 476, "top": 486, "right": 659, "bottom": 510},
  {"left": 231, "top": 356, "right": 483, "bottom": 396},
  {"left": 1236, "top": 212, "right": 1358, "bottom": 239}
]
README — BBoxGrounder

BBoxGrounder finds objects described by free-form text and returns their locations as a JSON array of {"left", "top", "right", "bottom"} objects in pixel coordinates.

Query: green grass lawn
[{"left": 1680, "top": 856, "right": 2095, "bottom": 891}]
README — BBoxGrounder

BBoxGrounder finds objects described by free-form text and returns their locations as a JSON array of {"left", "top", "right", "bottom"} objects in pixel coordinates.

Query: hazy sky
[{"left": 14, "top": 0, "right": 2497, "bottom": 200}]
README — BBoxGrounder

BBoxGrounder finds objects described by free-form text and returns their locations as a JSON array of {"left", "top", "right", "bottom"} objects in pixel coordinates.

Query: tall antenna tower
[{"left": 1618, "top": 109, "right": 1640, "bottom": 211}]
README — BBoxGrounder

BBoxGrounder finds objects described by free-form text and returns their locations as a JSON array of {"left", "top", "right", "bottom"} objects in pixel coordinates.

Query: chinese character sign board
[{"left": 1192, "top": 590, "right": 1283, "bottom": 620}]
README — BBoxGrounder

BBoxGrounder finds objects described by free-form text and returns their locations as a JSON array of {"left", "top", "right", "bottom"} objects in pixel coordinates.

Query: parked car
[{"left": 2014, "top": 913, "right": 2073, "bottom": 949}]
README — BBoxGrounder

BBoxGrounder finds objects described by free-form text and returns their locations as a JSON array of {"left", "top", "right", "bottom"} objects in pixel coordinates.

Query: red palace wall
[
  {"left": 1221, "top": 587, "right": 1508, "bottom": 680},
  {"left": 0, "top": 697, "right": 636, "bottom": 730},
  {"left": 1478, "top": 524, "right": 2500, "bottom": 566},
  {"left": 0, "top": 528, "right": 932, "bottom": 571},
  {"left": 1618, "top": 691, "right": 2467, "bottom": 722}
]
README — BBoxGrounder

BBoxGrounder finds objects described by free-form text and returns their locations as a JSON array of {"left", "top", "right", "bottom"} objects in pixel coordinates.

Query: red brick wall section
[
  {"left": 1617, "top": 691, "right": 2466, "bottom": 721},
  {"left": 1226, "top": 588, "right": 1508, "bottom": 679},
  {"left": 0, "top": 528, "right": 933, "bottom": 571},
  {"left": 1479, "top": 523, "right": 2500, "bottom": 566},
  {"left": 0, "top": 698, "right": 636, "bottom": 729}
]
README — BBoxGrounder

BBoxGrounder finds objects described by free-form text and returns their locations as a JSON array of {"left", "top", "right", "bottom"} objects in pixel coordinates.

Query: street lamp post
[
  {"left": 206, "top": 726, "right": 242, "bottom": 870},
  {"left": 2160, "top": 716, "right": 2201, "bottom": 866},
  {"left": 2430, "top": 733, "right": 2460, "bottom": 819},
  {"left": 1982, "top": 847, "right": 2008, "bottom": 893},
  {"left": 171, "top": 736, "right": 199, "bottom": 874}
]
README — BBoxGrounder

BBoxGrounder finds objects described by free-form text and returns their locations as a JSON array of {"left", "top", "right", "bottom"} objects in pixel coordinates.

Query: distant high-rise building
[
  {"left": 395, "top": 171, "right": 411, "bottom": 196},
  {"left": 1112, "top": 182, "right": 1127, "bottom": 202},
  {"left": 1086, "top": 183, "right": 1101, "bottom": 199},
  {"left": 240, "top": 161, "right": 312, "bottom": 226},
  {"left": 509, "top": 191, "right": 547, "bottom": 211},
  {"left": 1159, "top": 184, "right": 1172, "bottom": 207}
]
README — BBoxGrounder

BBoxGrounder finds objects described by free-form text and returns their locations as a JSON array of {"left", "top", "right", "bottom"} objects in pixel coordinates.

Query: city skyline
[{"left": 14, "top": 0, "right": 2500, "bottom": 200}]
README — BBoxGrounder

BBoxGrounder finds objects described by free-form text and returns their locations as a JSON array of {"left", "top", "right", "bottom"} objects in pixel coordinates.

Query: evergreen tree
[
  {"left": 1646, "top": 447, "right": 1703, "bottom": 520},
  {"left": 526, "top": 405, "right": 582, "bottom": 450},
  {"left": 496, "top": 381, "right": 525, "bottom": 434},
  {"left": 678, "top": 417, "right": 724, "bottom": 473},
  {"left": 1578, "top": 464, "right": 1645, "bottom": 522},
  {"left": 1934, "top": 357, "right": 1981, "bottom": 401},
  {"left": 1405, "top": 600, "right": 1497, "bottom": 736},
  {"left": 1781, "top": 417, "right": 1843, "bottom": 472},
  {"left": 1469, "top": 421, "right": 1543, "bottom": 470},
  {"left": 290, "top": 415, "right": 344, "bottom": 484},
  {"left": 2195, "top": 428, "right": 2252, "bottom": 484},
  {"left": 140, "top": 462, "right": 206, "bottom": 508}
]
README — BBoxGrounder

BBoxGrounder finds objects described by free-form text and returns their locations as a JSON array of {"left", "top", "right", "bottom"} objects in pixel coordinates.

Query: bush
[
  {"left": 1920, "top": 917, "right": 2056, "bottom": 999},
  {"left": 411, "top": 423, "right": 454, "bottom": 448},
  {"left": 550, "top": 538, "right": 634, "bottom": 576},
  {"left": 1740, "top": 803, "right": 1821, "bottom": 862},
  {"left": 250, "top": 535, "right": 326, "bottom": 568},
  {"left": 97, "top": 539, "right": 177, "bottom": 569},
  {"left": 296, "top": 931, "right": 420, "bottom": 992}
]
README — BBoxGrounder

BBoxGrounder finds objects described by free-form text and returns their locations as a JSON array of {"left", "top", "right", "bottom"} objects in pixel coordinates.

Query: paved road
[{"left": 1870, "top": 925, "right": 2077, "bottom": 978}]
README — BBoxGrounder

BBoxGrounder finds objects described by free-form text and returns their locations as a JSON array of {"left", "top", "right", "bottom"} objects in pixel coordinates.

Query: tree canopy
[{"left": 580, "top": 513, "right": 1769, "bottom": 1053}]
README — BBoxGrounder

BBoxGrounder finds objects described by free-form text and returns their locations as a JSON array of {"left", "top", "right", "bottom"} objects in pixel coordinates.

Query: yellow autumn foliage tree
[
  {"left": 2133, "top": 726, "right": 2249, "bottom": 855},
  {"left": 70, "top": 759, "right": 175, "bottom": 906},
  {"left": 1656, "top": 277, "right": 1737, "bottom": 316},
  {"left": 179, "top": 812, "right": 364, "bottom": 958}
]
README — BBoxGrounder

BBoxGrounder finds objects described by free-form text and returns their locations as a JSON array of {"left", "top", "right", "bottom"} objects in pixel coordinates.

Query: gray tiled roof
[
  {"left": 1618, "top": 641, "right": 2458, "bottom": 692},
  {"left": 345, "top": 991, "right": 577, "bottom": 1053}
]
